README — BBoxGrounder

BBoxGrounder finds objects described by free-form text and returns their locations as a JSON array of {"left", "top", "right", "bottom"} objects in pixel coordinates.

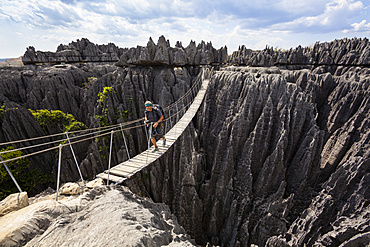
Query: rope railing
[
  {"left": 0, "top": 66, "right": 213, "bottom": 200},
  {"left": 0, "top": 68, "right": 206, "bottom": 156},
  {"left": 105, "top": 67, "right": 211, "bottom": 185},
  {"left": 0, "top": 118, "right": 142, "bottom": 148}
]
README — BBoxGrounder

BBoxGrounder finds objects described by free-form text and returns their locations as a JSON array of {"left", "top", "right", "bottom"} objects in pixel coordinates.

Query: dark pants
[{"left": 151, "top": 123, "right": 165, "bottom": 139}]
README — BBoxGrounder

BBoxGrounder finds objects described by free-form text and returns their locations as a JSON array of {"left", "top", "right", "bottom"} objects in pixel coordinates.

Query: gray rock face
[
  {"left": 22, "top": 38, "right": 125, "bottom": 65},
  {"left": 22, "top": 36, "right": 227, "bottom": 67},
  {"left": 1, "top": 38, "right": 369, "bottom": 246},
  {"left": 0, "top": 64, "right": 197, "bottom": 188},
  {"left": 123, "top": 65, "right": 370, "bottom": 246},
  {"left": 0, "top": 186, "right": 195, "bottom": 246},
  {"left": 229, "top": 37, "right": 370, "bottom": 66},
  {"left": 25, "top": 187, "right": 195, "bottom": 247},
  {"left": 116, "top": 36, "right": 228, "bottom": 66}
]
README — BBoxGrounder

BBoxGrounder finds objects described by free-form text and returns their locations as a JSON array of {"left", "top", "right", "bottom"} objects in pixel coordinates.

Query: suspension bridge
[
  {"left": 0, "top": 67, "right": 212, "bottom": 200},
  {"left": 96, "top": 72, "right": 210, "bottom": 184}
]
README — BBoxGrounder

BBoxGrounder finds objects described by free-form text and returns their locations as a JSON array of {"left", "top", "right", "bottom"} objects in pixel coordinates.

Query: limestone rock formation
[
  {"left": 1, "top": 37, "right": 369, "bottom": 246},
  {"left": 116, "top": 36, "right": 228, "bottom": 66},
  {"left": 0, "top": 192, "right": 29, "bottom": 217},
  {"left": 229, "top": 37, "right": 370, "bottom": 66},
  {"left": 123, "top": 64, "right": 370, "bottom": 246},
  {"left": 0, "top": 63, "right": 197, "bottom": 189},
  {"left": 0, "top": 186, "right": 195, "bottom": 246},
  {"left": 22, "top": 36, "right": 227, "bottom": 67},
  {"left": 22, "top": 38, "right": 125, "bottom": 65}
]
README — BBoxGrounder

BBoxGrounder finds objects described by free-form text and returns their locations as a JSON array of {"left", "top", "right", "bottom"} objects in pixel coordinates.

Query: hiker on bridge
[{"left": 144, "top": 101, "right": 166, "bottom": 152}]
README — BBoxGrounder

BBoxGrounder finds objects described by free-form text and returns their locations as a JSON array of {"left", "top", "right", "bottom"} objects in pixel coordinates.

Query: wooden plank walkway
[{"left": 96, "top": 78, "right": 210, "bottom": 184}]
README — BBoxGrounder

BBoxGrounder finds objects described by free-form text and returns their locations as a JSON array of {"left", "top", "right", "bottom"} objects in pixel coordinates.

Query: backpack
[{"left": 153, "top": 104, "right": 165, "bottom": 119}]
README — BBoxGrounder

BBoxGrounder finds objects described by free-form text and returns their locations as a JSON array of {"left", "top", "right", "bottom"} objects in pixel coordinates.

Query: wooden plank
[
  {"left": 134, "top": 155, "right": 160, "bottom": 161},
  {"left": 107, "top": 169, "right": 132, "bottom": 178},
  {"left": 163, "top": 136, "right": 176, "bottom": 140},
  {"left": 111, "top": 165, "right": 139, "bottom": 173},
  {"left": 96, "top": 78, "right": 210, "bottom": 182},
  {"left": 126, "top": 158, "right": 148, "bottom": 165},
  {"left": 121, "top": 162, "right": 143, "bottom": 168},
  {"left": 97, "top": 173, "right": 126, "bottom": 184},
  {"left": 115, "top": 160, "right": 143, "bottom": 168}
]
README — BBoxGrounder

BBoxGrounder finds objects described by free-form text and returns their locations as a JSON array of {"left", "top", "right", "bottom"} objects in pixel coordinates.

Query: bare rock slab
[{"left": 0, "top": 192, "right": 29, "bottom": 217}]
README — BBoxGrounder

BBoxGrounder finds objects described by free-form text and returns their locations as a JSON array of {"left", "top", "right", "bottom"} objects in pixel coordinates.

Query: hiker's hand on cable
[{"left": 153, "top": 122, "right": 159, "bottom": 128}]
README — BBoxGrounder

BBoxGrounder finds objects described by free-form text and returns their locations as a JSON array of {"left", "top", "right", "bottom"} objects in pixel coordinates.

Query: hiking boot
[
  {"left": 152, "top": 146, "right": 159, "bottom": 153},
  {"left": 163, "top": 139, "right": 166, "bottom": 147}
]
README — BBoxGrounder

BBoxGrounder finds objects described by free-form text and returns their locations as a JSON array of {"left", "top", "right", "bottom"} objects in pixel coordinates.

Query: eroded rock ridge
[
  {"left": 0, "top": 37, "right": 369, "bottom": 246},
  {"left": 22, "top": 38, "right": 125, "bottom": 65},
  {"left": 22, "top": 36, "right": 228, "bottom": 67},
  {"left": 229, "top": 37, "right": 370, "bottom": 67}
]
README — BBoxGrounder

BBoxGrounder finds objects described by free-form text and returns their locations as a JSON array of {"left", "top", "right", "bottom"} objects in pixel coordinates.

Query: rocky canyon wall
[
  {"left": 124, "top": 39, "right": 370, "bottom": 246},
  {"left": 0, "top": 37, "right": 369, "bottom": 246}
]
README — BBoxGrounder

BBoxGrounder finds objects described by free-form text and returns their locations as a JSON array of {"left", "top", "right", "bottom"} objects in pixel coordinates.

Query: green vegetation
[
  {"left": 0, "top": 146, "right": 52, "bottom": 201},
  {"left": 94, "top": 87, "right": 116, "bottom": 162},
  {"left": 0, "top": 104, "right": 4, "bottom": 120},
  {"left": 95, "top": 87, "right": 115, "bottom": 127},
  {"left": 95, "top": 87, "right": 135, "bottom": 126},
  {"left": 93, "top": 87, "right": 135, "bottom": 162},
  {"left": 30, "top": 109, "right": 87, "bottom": 133},
  {"left": 97, "top": 87, "right": 115, "bottom": 105}
]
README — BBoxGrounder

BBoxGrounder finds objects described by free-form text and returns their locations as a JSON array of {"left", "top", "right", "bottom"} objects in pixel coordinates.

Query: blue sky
[{"left": 0, "top": 0, "right": 369, "bottom": 58}]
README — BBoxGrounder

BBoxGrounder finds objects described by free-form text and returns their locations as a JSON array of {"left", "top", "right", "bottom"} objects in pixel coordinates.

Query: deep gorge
[{"left": 0, "top": 37, "right": 369, "bottom": 246}]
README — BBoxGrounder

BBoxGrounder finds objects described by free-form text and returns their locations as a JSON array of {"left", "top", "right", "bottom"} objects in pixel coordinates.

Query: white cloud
[
  {"left": 272, "top": 0, "right": 365, "bottom": 32},
  {"left": 0, "top": 0, "right": 369, "bottom": 58},
  {"left": 351, "top": 20, "right": 370, "bottom": 31}
]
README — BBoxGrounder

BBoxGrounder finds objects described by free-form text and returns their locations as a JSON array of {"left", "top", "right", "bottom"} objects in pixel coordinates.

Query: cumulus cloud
[
  {"left": 343, "top": 19, "right": 370, "bottom": 33},
  {"left": 0, "top": 0, "right": 369, "bottom": 58},
  {"left": 352, "top": 20, "right": 370, "bottom": 31},
  {"left": 0, "top": 0, "right": 81, "bottom": 28},
  {"left": 271, "top": 0, "right": 365, "bottom": 33}
]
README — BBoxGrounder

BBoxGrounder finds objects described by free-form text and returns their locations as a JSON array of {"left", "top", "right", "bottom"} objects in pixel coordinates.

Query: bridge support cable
[
  {"left": 0, "top": 67, "right": 213, "bottom": 196},
  {"left": 120, "top": 124, "right": 131, "bottom": 161},
  {"left": 56, "top": 144, "right": 62, "bottom": 201},
  {"left": 65, "top": 132, "right": 85, "bottom": 185},
  {"left": 146, "top": 123, "right": 153, "bottom": 165},
  {"left": 106, "top": 131, "right": 114, "bottom": 185},
  {"left": 96, "top": 67, "right": 212, "bottom": 183},
  {"left": 0, "top": 156, "right": 23, "bottom": 193}
]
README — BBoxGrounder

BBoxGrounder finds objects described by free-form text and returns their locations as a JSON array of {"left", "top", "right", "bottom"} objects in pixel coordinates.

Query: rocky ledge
[{"left": 0, "top": 180, "right": 195, "bottom": 246}]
